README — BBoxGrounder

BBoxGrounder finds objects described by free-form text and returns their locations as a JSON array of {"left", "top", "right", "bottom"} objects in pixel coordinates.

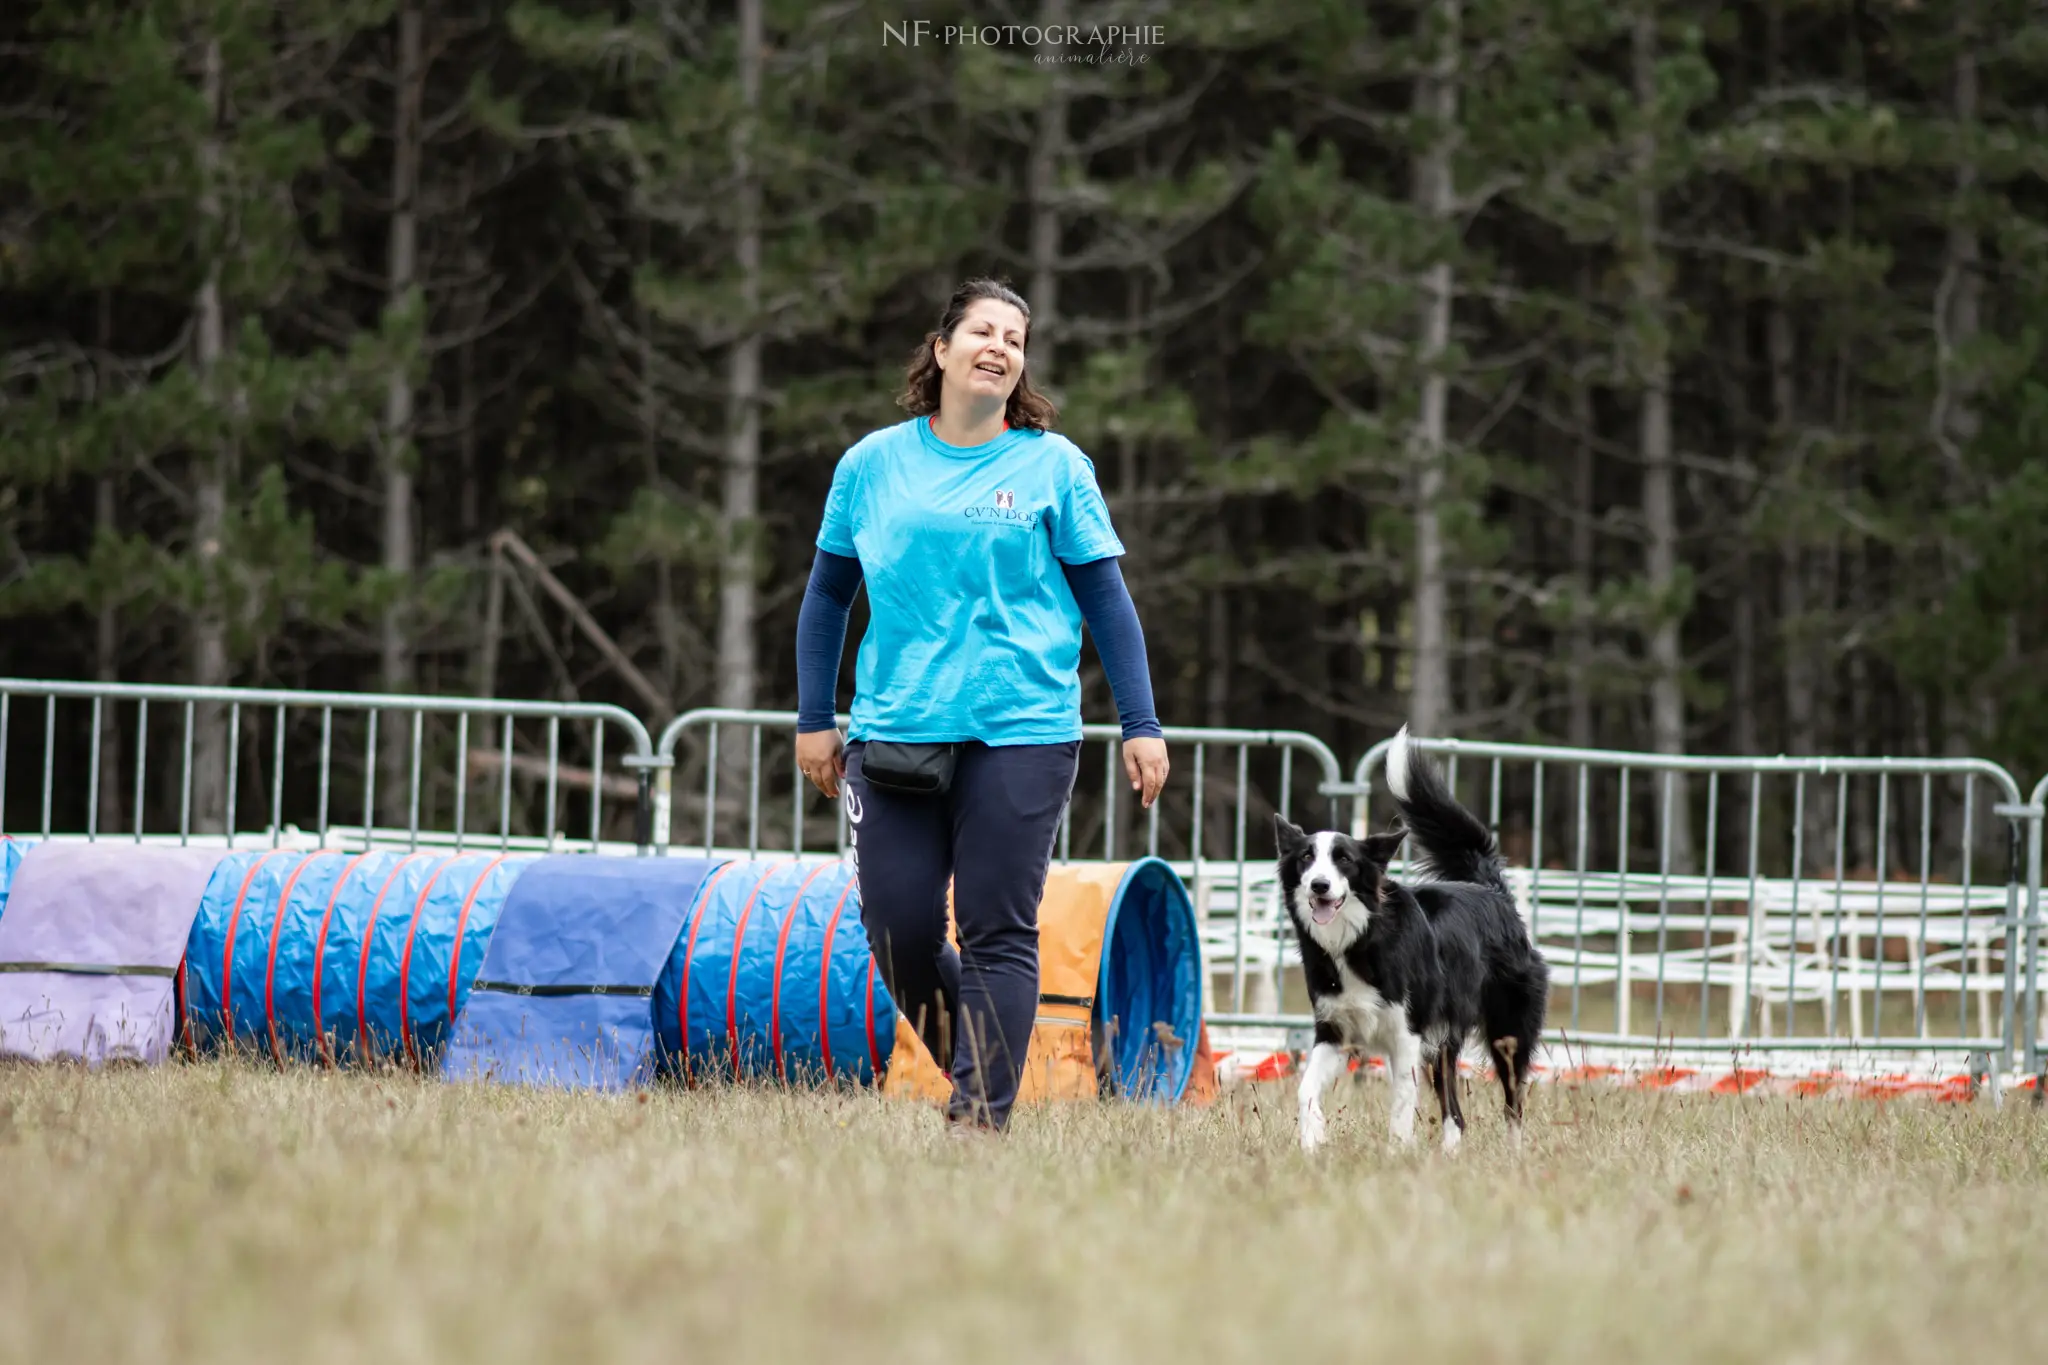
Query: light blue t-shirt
[{"left": 816, "top": 416, "right": 1125, "bottom": 745}]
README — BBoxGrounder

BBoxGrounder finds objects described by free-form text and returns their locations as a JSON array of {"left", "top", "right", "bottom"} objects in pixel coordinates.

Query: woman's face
[{"left": 935, "top": 298, "right": 1028, "bottom": 408}]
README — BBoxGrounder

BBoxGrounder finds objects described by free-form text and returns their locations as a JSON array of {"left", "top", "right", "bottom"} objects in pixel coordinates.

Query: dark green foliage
[{"left": 2, "top": 0, "right": 2044, "bottom": 794}]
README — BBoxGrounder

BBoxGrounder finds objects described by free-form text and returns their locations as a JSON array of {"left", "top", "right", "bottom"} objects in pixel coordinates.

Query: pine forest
[{"left": 4, "top": 0, "right": 2045, "bottom": 862}]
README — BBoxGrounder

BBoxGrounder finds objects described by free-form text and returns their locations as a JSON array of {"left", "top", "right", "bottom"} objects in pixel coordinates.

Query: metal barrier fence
[
  {"left": 0, "top": 679, "right": 658, "bottom": 855},
  {"left": 649, "top": 708, "right": 1347, "bottom": 1017},
  {"left": 2029, "top": 775, "right": 2047, "bottom": 1080},
  {"left": 8, "top": 677, "right": 2046, "bottom": 1079},
  {"left": 1331, "top": 737, "right": 2037, "bottom": 1077}
]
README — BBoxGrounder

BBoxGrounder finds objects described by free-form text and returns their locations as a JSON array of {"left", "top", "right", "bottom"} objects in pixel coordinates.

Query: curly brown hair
[{"left": 895, "top": 277, "right": 1059, "bottom": 431}]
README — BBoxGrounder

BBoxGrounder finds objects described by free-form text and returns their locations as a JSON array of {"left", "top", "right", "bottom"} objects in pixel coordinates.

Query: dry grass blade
[{"left": 0, "top": 1061, "right": 2044, "bottom": 1363}]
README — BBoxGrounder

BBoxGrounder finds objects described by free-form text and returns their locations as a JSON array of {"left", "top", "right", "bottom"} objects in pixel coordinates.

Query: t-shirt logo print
[{"left": 963, "top": 488, "right": 1036, "bottom": 529}]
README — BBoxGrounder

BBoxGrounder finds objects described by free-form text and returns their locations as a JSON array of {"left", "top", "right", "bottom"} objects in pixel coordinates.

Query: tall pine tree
[{"left": 2, "top": 0, "right": 398, "bottom": 831}]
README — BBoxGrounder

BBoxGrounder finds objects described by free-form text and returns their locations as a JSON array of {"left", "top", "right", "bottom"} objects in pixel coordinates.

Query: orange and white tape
[{"left": 1209, "top": 1045, "right": 2038, "bottom": 1104}]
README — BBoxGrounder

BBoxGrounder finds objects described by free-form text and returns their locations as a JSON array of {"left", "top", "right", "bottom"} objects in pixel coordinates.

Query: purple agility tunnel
[{"left": 0, "top": 842, "right": 227, "bottom": 1065}]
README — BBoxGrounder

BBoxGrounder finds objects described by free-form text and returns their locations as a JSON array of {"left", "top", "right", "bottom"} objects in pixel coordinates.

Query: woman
[{"left": 794, "top": 277, "right": 1170, "bottom": 1134}]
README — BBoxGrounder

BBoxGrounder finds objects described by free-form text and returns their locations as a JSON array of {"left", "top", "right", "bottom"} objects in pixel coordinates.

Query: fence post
[
  {"left": 2002, "top": 815, "right": 2024, "bottom": 1074},
  {"left": 2024, "top": 777, "right": 2046, "bottom": 1086},
  {"left": 1994, "top": 796, "right": 2043, "bottom": 1079},
  {"left": 634, "top": 761, "right": 654, "bottom": 856},
  {"left": 621, "top": 751, "right": 670, "bottom": 857}
]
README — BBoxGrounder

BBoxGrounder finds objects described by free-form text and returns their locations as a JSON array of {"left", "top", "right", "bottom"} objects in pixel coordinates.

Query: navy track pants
[{"left": 844, "top": 739, "right": 1080, "bottom": 1129}]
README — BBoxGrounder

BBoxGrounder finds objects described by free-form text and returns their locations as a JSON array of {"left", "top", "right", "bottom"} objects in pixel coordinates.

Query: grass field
[{"left": 2, "top": 1061, "right": 2044, "bottom": 1364}]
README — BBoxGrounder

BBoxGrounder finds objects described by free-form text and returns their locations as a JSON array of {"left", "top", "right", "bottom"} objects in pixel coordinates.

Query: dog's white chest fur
[{"left": 1313, "top": 960, "right": 1410, "bottom": 1054}]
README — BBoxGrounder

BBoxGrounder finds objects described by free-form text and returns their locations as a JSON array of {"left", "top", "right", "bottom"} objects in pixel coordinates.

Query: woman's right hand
[{"left": 796, "top": 728, "right": 846, "bottom": 799}]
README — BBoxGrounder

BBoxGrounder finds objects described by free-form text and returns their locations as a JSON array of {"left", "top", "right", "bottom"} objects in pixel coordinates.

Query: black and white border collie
[{"left": 1275, "top": 726, "right": 1548, "bottom": 1155}]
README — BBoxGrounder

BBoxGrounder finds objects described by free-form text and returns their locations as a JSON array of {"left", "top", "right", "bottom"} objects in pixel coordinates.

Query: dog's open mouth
[{"left": 1309, "top": 894, "right": 1344, "bottom": 924}]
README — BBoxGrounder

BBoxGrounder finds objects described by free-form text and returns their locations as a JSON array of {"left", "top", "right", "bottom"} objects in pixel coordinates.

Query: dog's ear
[
  {"left": 1360, "top": 828, "right": 1406, "bottom": 868},
  {"left": 1273, "top": 813, "right": 1308, "bottom": 856}
]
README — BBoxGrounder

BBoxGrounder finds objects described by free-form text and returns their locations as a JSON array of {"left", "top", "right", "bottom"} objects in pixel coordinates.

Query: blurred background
[{"left": 2, "top": 0, "right": 2044, "bottom": 841}]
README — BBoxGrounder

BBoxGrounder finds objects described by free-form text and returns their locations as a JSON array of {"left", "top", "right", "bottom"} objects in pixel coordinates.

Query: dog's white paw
[
  {"left": 1299, "top": 1102, "right": 1328, "bottom": 1154},
  {"left": 1388, "top": 1113, "right": 1417, "bottom": 1148},
  {"left": 1440, "top": 1119, "right": 1463, "bottom": 1156}
]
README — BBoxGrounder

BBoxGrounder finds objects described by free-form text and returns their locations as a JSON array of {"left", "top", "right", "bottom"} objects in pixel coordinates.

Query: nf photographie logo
[{"left": 883, "top": 20, "right": 1164, "bottom": 65}]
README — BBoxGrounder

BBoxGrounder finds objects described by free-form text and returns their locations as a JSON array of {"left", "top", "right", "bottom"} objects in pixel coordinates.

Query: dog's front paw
[
  {"left": 1299, "top": 1102, "right": 1328, "bottom": 1154},
  {"left": 1440, "top": 1119, "right": 1463, "bottom": 1156}
]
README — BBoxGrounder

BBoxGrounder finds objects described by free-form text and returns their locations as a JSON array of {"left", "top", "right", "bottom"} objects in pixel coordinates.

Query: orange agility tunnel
[{"left": 881, "top": 856, "right": 1208, "bottom": 1106}]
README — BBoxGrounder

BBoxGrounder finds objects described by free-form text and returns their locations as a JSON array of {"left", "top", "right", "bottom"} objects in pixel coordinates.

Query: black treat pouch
[{"left": 859, "top": 741, "right": 957, "bottom": 797}]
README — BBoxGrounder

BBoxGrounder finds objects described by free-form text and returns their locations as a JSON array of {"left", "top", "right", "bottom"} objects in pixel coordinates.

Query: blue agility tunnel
[
  {"left": 442, "top": 855, "right": 722, "bottom": 1089},
  {"left": 156, "top": 843, "right": 1199, "bottom": 1105},
  {"left": 653, "top": 859, "right": 896, "bottom": 1088},
  {"left": 180, "top": 848, "right": 524, "bottom": 1064},
  {"left": 1094, "top": 857, "right": 1205, "bottom": 1104},
  {"left": 0, "top": 836, "right": 28, "bottom": 926}
]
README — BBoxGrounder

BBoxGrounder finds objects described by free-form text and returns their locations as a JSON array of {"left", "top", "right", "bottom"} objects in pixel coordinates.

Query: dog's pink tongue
[{"left": 1311, "top": 898, "right": 1338, "bottom": 924}]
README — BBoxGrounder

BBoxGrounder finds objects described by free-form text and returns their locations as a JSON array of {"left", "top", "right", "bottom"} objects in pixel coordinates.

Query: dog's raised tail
[
  {"left": 1384, "top": 725, "right": 1416, "bottom": 802},
  {"left": 1383, "top": 724, "right": 1507, "bottom": 891}
]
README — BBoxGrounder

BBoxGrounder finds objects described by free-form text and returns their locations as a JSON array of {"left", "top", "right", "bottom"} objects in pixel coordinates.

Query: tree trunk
[
  {"left": 1205, "top": 525, "right": 1228, "bottom": 731},
  {"left": 1407, "top": 0, "right": 1457, "bottom": 739},
  {"left": 1778, "top": 535, "right": 1828, "bottom": 870},
  {"left": 1026, "top": 0, "right": 1070, "bottom": 382},
  {"left": 1566, "top": 349, "right": 1596, "bottom": 753},
  {"left": 1937, "top": 5, "right": 1985, "bottom": 825},
  {"left": 1118, "top": 275, "right": 1142, "bottom": 543},
  {"left": 1726, "top": 320, "right": 1760, "bottom": 761},
  {"left": 1769, "top": 288, "right": 1817, "bottom": 772},
  {"left": 636, "top": 219, "right": 680, "bottom": 710},
  {"left": 1936, "top": 7, "right": 1981, "bottom": 467},
  {"left": 1847, "top": 557, "right": 1873, "bottom": 871},
  {"left": 1632, "top": 5, "right": 1691, "bottom": 867},
  {"left": 1762, "top": 0, "right": 1824, "bottom": 864},
  {"left": 93, "top": 290, "right": 123, "bottom": 833},
  {"left": 380, "top": 0, "right": 423, "bottom": 823},
  {"left": 457, "top": 328, "right": 486, "bottom": 715},
  {"left": 189, "top": 35, "right": 231, "bottom": 835},
  {"left": 713, "top": 0, "right": 764, "bottom": 831},
  {"left": 1768, "top": 287, "right": 1815, "bottom": 777},
  {"left": 95, "top": 471, "right": 123, "bottom": 832},
  {"left": 477, "top": 543, "right": 504, "bottom": 699},
  {"left": 1730, "top": 553, "right": 1758, "bottom": 757},
  {"left": 458, "top": 333, "right": 479, "bottom": 543}
]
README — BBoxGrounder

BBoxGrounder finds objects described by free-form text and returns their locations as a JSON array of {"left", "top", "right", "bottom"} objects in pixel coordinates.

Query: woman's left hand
[{"left": 1123, "top": 736, "right": 1170, "bottom": 810}]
